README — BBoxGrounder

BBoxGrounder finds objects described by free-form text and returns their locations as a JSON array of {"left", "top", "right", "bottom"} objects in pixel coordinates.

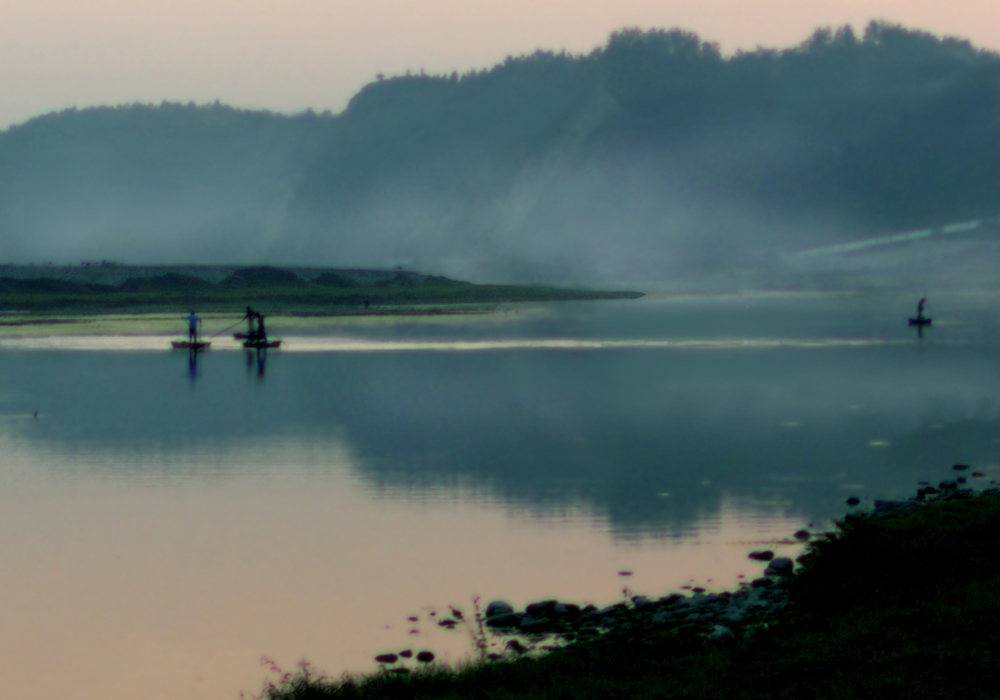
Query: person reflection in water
[
  {"left": 188, "top": 348, "right": 199, "bottom": 384},
  {"left": 255, "top": 313, "right": 268, "bottom": 344},
  {"left": 245, "top": 347, "right": 267, "bottom": 379},
  {"left": 184, "top": 311, "right": 202, "bottom": 343}
]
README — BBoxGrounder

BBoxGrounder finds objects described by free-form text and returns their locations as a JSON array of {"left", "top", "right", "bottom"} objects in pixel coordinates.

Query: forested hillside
[{"left": 2, "top": 22, "right": 999, "bottom": 286}]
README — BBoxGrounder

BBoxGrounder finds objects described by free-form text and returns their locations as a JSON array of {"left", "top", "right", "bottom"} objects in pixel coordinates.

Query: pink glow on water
[{"left": 0, "top": 432, "right": 805, "bottom": 700}]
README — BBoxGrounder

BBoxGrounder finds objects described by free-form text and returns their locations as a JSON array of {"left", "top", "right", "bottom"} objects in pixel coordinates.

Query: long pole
[{"left": 208, "top": 317, "right": 247, "bottom": 338}]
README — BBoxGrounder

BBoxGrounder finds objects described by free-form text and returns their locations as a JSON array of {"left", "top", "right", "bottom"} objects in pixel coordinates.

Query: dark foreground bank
[{"left": 248, "top": 469, "right": 1000, "bottom": 700}]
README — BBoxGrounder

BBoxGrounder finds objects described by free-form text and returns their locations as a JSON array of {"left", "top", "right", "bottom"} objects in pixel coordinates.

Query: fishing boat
[
  {"left": 172, "top": 340, "right": 211, "bottom": 350},
  {"left": 908, "top": 297, "right": 931, "bottom": 327},
  {"left": 243, "top": 339, "right": 281, "bottom": 349}
]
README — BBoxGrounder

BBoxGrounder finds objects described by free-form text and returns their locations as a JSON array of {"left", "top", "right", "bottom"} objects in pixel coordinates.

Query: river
[{"left": 0, "top": 291, "right": 997, "bottom": 699}]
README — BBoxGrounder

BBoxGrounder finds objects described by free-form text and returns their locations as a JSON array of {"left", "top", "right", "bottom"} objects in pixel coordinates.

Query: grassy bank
[
  {"left": 0, "top": 266, "right": 643, "bottom": 314},
  {"left": 251, "top": 478, "right": 1000, "bottom": 699}
]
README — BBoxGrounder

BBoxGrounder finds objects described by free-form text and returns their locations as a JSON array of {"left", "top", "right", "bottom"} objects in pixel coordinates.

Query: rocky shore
[
  {"left": 479, "top": 559, "right": 794, "bottom": 650},
  {"left": 474, "top": 466, "right": 994, "bottom": 653}
]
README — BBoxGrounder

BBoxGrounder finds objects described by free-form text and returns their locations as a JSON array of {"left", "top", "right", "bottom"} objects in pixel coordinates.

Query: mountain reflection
[{"left": 3, "top": 298, "right": 1000, "bottom": 535}]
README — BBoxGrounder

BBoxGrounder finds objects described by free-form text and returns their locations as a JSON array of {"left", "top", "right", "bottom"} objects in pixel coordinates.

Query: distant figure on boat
[
  {"left": 243, "top": 306, "right": 256, "bottom": 340},
  {"left": 184, "top": 311, "right": 202, "bottom": 342},
  {"left": 909, "top": 298, "right": 932, "bottom": 328},
  {"left": 255, "top": 313, "right": 267, "bottom": 343}
]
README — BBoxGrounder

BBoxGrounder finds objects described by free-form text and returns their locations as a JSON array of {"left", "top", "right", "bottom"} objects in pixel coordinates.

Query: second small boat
[
  {"left": 908, "top": 297, "right": 932, "bottom": 327},
  {"left": 172, "top": 340, "right": 211, "bottom": 350}
]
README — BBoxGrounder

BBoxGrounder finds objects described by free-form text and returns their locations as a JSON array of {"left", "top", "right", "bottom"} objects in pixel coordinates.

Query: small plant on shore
[
  {"left": 449, "top": 596, "right": 495, "bottom": 661},
  {"left": 241, "top": 657, "right": 328, "bottom": 700}
]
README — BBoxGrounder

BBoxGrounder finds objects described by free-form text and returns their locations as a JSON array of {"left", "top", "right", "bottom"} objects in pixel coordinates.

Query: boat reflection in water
[
  {"left": 188, "top": 348, "right": 201, "bottom": 385},
  {"left": 246, "top": 347, "right": 267, "bottom": 379}
]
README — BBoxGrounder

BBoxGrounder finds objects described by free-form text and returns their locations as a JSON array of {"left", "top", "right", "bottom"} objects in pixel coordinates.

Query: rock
[
  {"left": 764, "top": 557, "right": 794, "bottom": 576},
  {"left": 846, "top": 497, "right": 861, "bottom": 506},
  {"left": 485, "top": 613, "right": 520, "bottom": 629},
  {"left": 525, "top": 600, "right": 557, "bottom": 618},
  {"left": 554, "top": 602, "right": 581, "bottom": 617},
  {"left": 506, "top": 640, "right": 529, "bottom": 655},
  {"left": 748, "top": 550, "right": 775, "bottom": 561},
  {"left": 519, "top": 615, "right": 551, "bottom": 633},
  {"left": 485, "top": 600, "right": 514, "bottom": 619},
  {"left": 793, "top": 529, "right": 811, "bottom": 541}
]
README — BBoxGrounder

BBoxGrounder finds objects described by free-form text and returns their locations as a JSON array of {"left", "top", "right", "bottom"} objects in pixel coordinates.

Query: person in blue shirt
[{"left": 184, "top": 311, "right": 202, "bottom": 343}]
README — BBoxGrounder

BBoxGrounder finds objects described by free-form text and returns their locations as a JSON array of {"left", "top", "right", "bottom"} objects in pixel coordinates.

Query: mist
[{"left": 3, "top": 22, "right": 1000, "bottom": 290}]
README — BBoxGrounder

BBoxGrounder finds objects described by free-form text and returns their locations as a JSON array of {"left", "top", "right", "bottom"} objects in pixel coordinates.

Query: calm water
[{"left": 1, "top": 291, "right": 999, "bottom": 699}]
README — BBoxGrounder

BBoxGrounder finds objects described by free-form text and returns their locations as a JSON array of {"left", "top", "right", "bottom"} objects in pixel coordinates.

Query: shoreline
[
  {"left": 0, "top": 264, "right": 644, "bottom": 314},
  {"left": 253, "top": 467, "right": 1000, "bottom": 699}
]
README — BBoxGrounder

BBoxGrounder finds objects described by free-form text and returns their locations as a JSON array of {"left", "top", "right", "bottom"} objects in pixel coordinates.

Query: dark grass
[
  {"left": 251, "top": 488, "right": 1000, "bottom": 700},
  {"left": 0, "top": 283, "right": 643, "bottom": 314}
]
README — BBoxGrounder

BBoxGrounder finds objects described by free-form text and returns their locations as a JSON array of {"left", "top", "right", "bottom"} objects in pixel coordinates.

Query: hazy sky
[{"left": 1, "top": 0, "right": 995, "bottom": 131}]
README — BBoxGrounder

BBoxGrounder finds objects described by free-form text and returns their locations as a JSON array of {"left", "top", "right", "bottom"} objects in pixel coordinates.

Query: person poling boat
[
  {"left": 234, "top": 306, "right": 256, "bottom": 340},
  {"left": 908, "top": 298, "right": 932, "bottom": 327},
  {"left": 242, "top": 312, "right": 282, "bottom": 349},
  {"left": 185, "top": 310, "right": 202, "bottom": 342}
]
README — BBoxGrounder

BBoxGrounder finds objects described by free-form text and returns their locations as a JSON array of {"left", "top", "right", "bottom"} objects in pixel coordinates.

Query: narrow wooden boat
[
  {"left": 908, "top": 317, "right": 932, "bottom": 327},
  {"left": 234, "top": 332, "right": 251, "bottom": 340},
  {"left": 243, "top": 340, "right": 282, "bottom": 349},
  {"left": 171, "top": 340, "right": 211, "bottom": 350}
]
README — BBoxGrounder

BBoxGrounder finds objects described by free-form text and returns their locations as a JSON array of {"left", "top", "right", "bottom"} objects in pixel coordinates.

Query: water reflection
[
  {"left": 187, "top": 348, "right": 200, "bottom": 385},
  {"left": 4, "top": 337, "right": 1000, "bottom": 533},
  {"left": 2, "top": 295, "right": 1000, "bottom": 700},
  {"left": 245, "top": 347, "right": 267, "bottom": 380}
]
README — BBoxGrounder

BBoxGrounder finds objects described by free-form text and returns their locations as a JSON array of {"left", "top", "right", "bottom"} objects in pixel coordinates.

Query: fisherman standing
[
  {"left": 255, "top": 312, "right": 267, "bottom": 344},
  {"left": 184, "top": 311, "right": 202, "bottom": 343},
  {"left": 243, "top": 305, "right": 256, "bottom": 340}
]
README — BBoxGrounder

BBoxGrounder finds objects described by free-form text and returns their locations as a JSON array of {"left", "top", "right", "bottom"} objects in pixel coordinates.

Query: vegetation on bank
[
  {"left": 0, "top": 266, "right": 642, "bottom": 313},
  {"left": 250, "top": 477, "right": 1000, "bottom": 699}
]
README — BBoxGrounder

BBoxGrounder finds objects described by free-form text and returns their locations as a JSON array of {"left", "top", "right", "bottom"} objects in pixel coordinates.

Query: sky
[{"left": 1, "top": 0, "right": 995, "bottom": 131}]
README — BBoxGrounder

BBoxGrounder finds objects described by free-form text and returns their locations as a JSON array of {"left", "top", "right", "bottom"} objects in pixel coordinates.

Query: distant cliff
[{"left": 3, "top": 22, "right": 1000, "bottom": 287}]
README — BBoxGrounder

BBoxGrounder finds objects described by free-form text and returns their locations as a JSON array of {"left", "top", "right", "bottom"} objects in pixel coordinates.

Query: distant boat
[
  {"left": 909, "top": 297, "right": 931, "bottom": 327},
  {"left": 172, "top": 340, "right": 211, "bottom": 350},
  {"left": 243, "top": 340, "right": 281, "bottom": 349},
  {"left": 233, "top": 332, "right": 251, "bottom": 340}
]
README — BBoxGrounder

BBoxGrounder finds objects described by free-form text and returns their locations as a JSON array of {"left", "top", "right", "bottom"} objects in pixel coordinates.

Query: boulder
[
  {"left": 485, "top": 600, "right": 514, "bottom": 619},
  {"left": 764, "top": 557, "right": 794, "bottom": 577},
  {"left": 519, "top": 615, "right": 551, "bottom": 633},
  {"left": 484, "top": 613, "right": 521, "bottom": 629}
]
